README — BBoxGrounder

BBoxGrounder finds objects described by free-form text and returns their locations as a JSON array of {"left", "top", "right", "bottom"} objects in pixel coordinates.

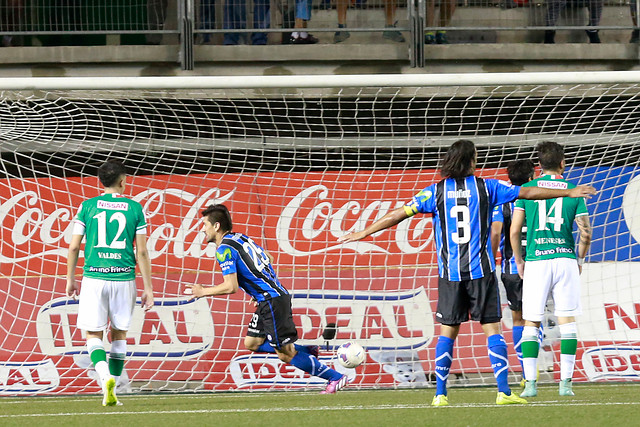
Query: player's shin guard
[
  {"left": 559, "top": 322, "right": 578, "bottom": 380},
  {"left": 512, "top": 325, "right": 524, "bottom": 374},
  {"left": 521, "top": 326, "right": 540, "bottom": 382},
  {"left": 487, "top": 334, "right": 510, "bottom": 394},
  {"left": 434, "top": 336, "right": 454, "bottom": 396},
  {"left": 290, "top": 352, "right": 342, "bottom": 381},
  {"left": 87, "top": 337, "right": 111, "bottom": 386},
  {"left": 109, "top": 340, "right": 126, "bottom": 385}
]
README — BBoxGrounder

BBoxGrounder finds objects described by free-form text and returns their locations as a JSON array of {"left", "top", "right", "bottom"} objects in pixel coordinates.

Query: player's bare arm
[
  {"left": 338, "top": 206, "right": 409, "bottom": 243},
  {"left": 490, "top": 221, "right": 503, "bottom": 262},
  {"left": 576, "top": 215, "right": 592, "bottom": 274},
  {"left": 509, "top": 209, "right": 526, "bottom": 279},
  {"left": 188, "top": 272, "right": 240, "bottom": 299},
  {"left": 136, "top": 233, "right": 154, "bottom": 311},
  {"left": 66, "top": 233, "right": 83, "bottom": 299},
  {"left": 518, "top": 184, "right": 596, "bottom": 200}
]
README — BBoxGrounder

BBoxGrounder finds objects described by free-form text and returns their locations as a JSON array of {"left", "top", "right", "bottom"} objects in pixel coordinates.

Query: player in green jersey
[
  {"left": 66, "top": 160, "right": 154, "bottom": 406},
  {"left": 510, "top": 141, "right": 592, "bottom": 398}
]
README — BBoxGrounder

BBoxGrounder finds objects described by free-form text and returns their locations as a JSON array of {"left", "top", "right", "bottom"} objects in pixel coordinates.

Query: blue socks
[
  {"left": 512, "top": 325, "right": 524, "bottom": 374},
  {"left": 255, "top": 341, "right": 340, "bottom": 382},
  {"left": 487, "top": 334, "right": 511, "bottom": 394},
  {"left": 434, "top": 336, "right": 454, "bottom": 396},
  {"left": 290, "top": 352, "right": 342, "bottom": 381},
  {"left": 256, "top": 342, "right": 312, "bottom": 354}
]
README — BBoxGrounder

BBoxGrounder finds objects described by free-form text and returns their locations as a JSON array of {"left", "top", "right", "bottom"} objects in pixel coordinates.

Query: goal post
[{"left": 1, "top": 72, "right": 639, "bottom": 395}]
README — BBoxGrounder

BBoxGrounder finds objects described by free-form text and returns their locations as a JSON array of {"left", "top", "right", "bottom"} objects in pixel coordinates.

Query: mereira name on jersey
[
  {"left": 537, "top": 180, "right": 568, "bottom": 189},
  {"left": 534, "top": 237, "right": 567, "bottom": 245}
]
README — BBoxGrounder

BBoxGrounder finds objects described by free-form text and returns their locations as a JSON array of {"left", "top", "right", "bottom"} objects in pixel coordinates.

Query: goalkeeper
[
  {"left": 338, "top": 139, "right": 596, "bottom": 406},
  {"left": 188, "top": 204, "right": 348, "bottom": 394}
]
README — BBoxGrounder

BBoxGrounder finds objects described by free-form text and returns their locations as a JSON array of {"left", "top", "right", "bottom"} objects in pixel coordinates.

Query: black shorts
[
  {"left": 246, "top": 294, "right": 298, "bottom": 349},
  {"left": 435, "top": 273, "right": 502, "bottom": 325},
  {"left": 501, "top": 273, "right": 523, "bottom": 312}
]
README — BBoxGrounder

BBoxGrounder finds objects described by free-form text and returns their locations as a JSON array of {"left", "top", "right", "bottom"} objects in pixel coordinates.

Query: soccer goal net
[{"left": 1, "top": 73, "right": 639, "bottom": 395}]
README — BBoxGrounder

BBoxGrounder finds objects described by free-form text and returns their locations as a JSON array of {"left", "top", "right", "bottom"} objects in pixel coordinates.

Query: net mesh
[{"left": 1, "top": 80, "right": 639, "bottom": 395}]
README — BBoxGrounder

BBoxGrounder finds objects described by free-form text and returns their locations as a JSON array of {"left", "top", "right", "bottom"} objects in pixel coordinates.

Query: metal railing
[{"left": 0, "top": 0, "right": 638, "bottom": 69}]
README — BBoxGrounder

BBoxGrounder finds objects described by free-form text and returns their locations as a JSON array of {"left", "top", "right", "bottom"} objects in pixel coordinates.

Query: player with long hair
[{"left": 338, "top": 139, "right": 596, "bottom": 405}]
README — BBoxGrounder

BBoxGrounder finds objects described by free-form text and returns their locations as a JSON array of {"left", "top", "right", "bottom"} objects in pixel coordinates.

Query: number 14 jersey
[
  {"left": 404, "top": 176, "right": 521, "bottom": 281},
  {"left": 73, "top": 193, "right": 147, "bottom": 281},
  {"left": 514, "top": 174, "right": 588, "bottom": 262}
]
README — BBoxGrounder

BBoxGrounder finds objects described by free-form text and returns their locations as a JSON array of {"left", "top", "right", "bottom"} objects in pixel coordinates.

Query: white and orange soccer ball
[{"left": 336, "top": 341, "right": 366, "bottom": 368}]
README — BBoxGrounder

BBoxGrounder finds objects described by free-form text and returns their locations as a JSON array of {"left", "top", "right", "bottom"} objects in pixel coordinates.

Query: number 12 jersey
[{"left": 73, "top": 193, "right": 147, "bottom": 281}]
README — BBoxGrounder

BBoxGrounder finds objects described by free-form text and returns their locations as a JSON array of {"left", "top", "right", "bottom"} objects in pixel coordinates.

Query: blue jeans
[{"left": 223, "top": 0, "right": 270, "bottom": 45}]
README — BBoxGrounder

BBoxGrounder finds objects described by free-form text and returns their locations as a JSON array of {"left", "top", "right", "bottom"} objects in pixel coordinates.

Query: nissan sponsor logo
[
  {"left": 582, "top": 346, "right": 640, "bottom": 380},
  {"left": 0, "top": 359, "right": 60, "bottom": 394},
  {"left": 36, "top": 297, "right": 215, "bottom": 359}
]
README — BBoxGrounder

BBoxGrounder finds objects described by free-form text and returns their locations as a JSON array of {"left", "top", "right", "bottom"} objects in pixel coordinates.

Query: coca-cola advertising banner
[{"left": 1, "top": 168, "right": 639, "bottom": 394}]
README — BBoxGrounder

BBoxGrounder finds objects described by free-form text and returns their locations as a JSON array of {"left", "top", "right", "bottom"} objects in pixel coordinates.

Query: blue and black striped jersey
[
  {"left": 216, "top": 233, "right": 288, "bottom": 302},
  {"left": 404, "top": 176, "right": 521, "bottom": 281}
]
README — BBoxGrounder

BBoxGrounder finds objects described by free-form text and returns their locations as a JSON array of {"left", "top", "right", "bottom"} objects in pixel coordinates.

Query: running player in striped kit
[
  {"left": 188, "top": 204, "right": 348, "bottom": 394},
  {"left": 338, "top": 140, "right": 596, "bottom": 405}
]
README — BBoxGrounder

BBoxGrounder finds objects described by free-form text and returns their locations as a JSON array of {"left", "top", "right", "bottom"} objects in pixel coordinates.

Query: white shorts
[
  {"left": 76, "top": 277, "right": 137, "bottom": 332},
  {"left": 522, "top": 257, "right": 582, "bottom": 322}
]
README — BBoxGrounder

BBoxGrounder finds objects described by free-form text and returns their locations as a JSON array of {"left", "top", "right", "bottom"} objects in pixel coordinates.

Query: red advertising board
[{"left": 0, "top": 169, "right": 632, "bottom": 394}]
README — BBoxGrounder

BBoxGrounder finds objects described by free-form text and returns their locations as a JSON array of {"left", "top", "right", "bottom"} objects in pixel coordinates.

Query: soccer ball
[{"left": 336, "top": 342, "right": 366, "bottom": 368}]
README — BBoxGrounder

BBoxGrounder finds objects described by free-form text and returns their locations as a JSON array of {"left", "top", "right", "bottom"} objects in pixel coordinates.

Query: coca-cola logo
[
  {"left": 0, "top": 187, "right": 233, "bottom": 263},
  {"left": 276, "top": 185, "right": 434, "bottom": 256}
]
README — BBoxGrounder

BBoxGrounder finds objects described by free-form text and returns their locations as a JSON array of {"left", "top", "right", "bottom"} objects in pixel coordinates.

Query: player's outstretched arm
[
  {"left": 509, "top": 209, "right": 526, "bottom": 279},
  {"left": 66, "top": 234, "right": 83, "bottom": 299},
  {"left": 136, "top": 233, "right": 154, "bottom": 311},
  {"left": 518, "top": 184, "right": 596, "bottom": 200},
  {"left": 338, "top": 206, "right": 409, "bottom": 243}
]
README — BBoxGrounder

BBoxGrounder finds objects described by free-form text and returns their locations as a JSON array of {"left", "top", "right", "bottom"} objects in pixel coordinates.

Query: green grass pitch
[{"left": 2, "top": 383, "right": 639, "bottom": 427}]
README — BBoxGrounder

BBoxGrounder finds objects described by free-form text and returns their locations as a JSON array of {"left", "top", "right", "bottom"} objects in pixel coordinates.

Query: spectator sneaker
[
  {"left": 425, "top": 32, "right": 436, "bottom": 44},
  {"left": 435, "top": 31, "right": 448, "bottom": 44},
  {"left": 334, "top": 25, "right": 350, "bottom": 43},
  {"left": 586, "top": 30, "right": 600, "bottom": 43},
  {"left": 291, "top": 34, "right": 319, "bottom": 44},
  {"left": 383, "top": 24, "right": 405, "bottom": 42},
  {"left": 544, "top": 30, "right": 555, "bottom": 44}
]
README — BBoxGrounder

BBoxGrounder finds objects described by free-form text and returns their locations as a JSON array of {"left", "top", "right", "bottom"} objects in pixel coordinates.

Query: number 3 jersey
[
  {"left": 514, "top": 174, "right": 588, "bottom": 262},
  {"left": 216, "top": 233, "right": 288, "bottom": 302},
  {"left": 73, "top": 193, "right": 147, "bottom": 281},
  {"left": 404, "top": 176, "right": 521, "bottom": 281}
]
